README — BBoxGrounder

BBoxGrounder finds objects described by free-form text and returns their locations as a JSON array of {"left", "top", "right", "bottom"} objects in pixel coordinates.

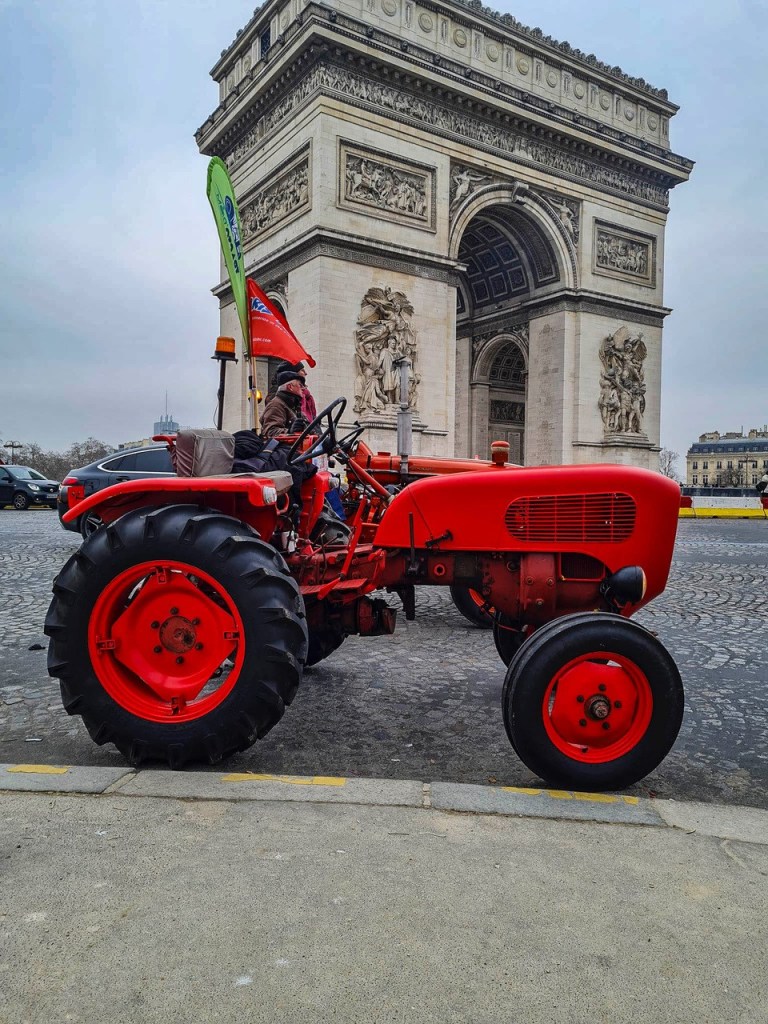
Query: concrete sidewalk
[{"left": 2, "top": 767, "right": 767, "bottom": 1023}]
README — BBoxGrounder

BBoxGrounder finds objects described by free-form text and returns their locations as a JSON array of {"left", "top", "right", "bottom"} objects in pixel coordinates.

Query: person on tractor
[
  {"left": 261, "top": 375, "right": 308, "bottom": 438},
  {"left": 265, "top": 361, "right": 317, "bottom": 424}
]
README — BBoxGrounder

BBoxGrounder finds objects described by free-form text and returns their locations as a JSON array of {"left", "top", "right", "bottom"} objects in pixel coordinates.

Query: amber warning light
[{"left": 213, "top": 336, "right": 238, "bottom": 362}]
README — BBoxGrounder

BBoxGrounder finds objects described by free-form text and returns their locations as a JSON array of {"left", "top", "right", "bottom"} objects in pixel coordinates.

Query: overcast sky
[{"left": 1, "top": 0, "right": 766, "bottom": 463}]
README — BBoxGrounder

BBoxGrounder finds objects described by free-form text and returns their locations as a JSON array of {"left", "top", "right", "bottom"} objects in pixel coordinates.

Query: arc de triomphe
[{"left": 196, "top": 0, "right": 692, "bottom": 467}]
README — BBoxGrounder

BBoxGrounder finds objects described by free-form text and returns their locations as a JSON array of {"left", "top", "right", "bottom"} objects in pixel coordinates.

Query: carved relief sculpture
[
  {"left": 241, "top": 151, "right": 310, "bottom": 244},
  {"left": 450, "top": 165, "right": 492, "bottom": 210},
  {"left": 340, "top": 143, "right": 435, "bottom": 230},
  {"left": 598, "top": 326, "right": 647, "bottom": 435},
  {"left": 354, "top": 287, "right": 419, "bottom": 415},
  {"left": 593, "top": 222, "right": 655, "bottom": 285}
]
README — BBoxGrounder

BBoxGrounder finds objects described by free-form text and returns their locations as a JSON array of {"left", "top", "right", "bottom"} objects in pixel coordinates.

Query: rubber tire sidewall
[{"left": 502, "top": 612, "right": 684, "bottom": 791}]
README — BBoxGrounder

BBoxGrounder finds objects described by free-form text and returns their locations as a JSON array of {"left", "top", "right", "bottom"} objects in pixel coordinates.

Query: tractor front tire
[
  {"left": 450, "top": 584, "right": 494, "bottom": 629},
  {"left": 502, "top": 613, "right": 684, "bottom": 791},
  {"left": 44, "top": 505, "right": 308, "bottom": 767}
]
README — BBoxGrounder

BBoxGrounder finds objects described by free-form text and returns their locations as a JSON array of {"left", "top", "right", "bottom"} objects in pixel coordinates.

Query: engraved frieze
[
  {"left": 240, "top": 149, "right": 310, "bottom": 245},
  {"left": 354, "top": 287, "right": 419, "bottom": 415},
  {"left": 340, "top": 143, "right": 435, "bottom": 229},
  {"left": 225, "top": 64, "right": 671, "bottom": 209},
  {"left": 593, "top": 221, "right": 655, "bottom": 285},
  {"left": 598, "top": 326, "right": 647, "bottom": 436},
  {"left": 490, "top": 399, "right": 525, "bottom": 424}
]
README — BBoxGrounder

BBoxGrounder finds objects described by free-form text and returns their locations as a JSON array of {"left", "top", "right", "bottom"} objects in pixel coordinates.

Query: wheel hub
[
  {"left": 585, "top": 694, "right": 611, "bottom": 720},
  {"left": 160, "top": 615, "right": 198, "bottom": 654}
]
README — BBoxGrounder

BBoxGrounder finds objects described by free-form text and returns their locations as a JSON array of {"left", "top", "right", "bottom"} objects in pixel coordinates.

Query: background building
[
  {"left": 686, "top": 428, "right": 768, "bottom": 488},
  {"left": 198, "top": 0, "right": 692, "bottom": 466}
]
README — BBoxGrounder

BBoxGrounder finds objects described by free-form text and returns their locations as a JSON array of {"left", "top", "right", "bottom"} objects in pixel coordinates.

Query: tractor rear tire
[
  {"left": 450, "top": 584, "right": 494, "bottom": 629},
  {"left": 502, "top": 612, "right": 684, "bottom": 791},
  {"left": 44, "top": 505, "right": 308, "bottom": 767}
]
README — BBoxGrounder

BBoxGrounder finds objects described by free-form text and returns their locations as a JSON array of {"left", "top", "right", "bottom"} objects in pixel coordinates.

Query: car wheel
[
  {"left": 13, "top": 492, "right": 30, "bottom": 510},
  {"left": 80, "top": 511, "right": 104, "bottom": 538}
]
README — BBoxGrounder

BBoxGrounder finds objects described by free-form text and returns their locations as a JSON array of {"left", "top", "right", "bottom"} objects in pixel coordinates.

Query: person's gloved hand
[{"left": 289, "top": 416, "right": 309, "bottom": 432}]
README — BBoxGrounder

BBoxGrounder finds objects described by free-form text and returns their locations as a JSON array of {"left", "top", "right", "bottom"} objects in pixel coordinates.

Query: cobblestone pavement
[{"left": 1, "top": 509, "right": 767, "bottom": 808}]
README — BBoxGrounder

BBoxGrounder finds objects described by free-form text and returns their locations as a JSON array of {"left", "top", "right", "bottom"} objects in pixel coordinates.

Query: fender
[{"left": 63, "top": 476, "right": 283, "bottom": 538}]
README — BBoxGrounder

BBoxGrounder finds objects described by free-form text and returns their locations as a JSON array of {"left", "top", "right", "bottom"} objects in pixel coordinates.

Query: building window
[
  {"left": 717, "top": 461, "right": 722, "bottom": 469},
  {"left": 693, "top": 475, "right": 698, "bottom": 485},
  {"left": 260, "top": 27, "right": 271, "bottom": 57},
  {"left": 703, "top": 475, "right": 708, "bottom": 485},
  {"left": 753, "top": 475, "right": 758, "bottom": 485},
  {"left": 728, "top": 460, "right": 733, "bottom": 469},
  {"left": 692, "top": 461, "right": 698, "bottom": 469},
  {"left": 703, "top": 461, "right": 708, "bottom": 469},
  {"left": 753, "top": 461, "right": 758, "bottom": 468}
]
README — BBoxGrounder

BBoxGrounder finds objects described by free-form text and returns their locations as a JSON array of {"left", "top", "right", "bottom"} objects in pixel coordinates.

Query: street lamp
[{"left": 2, "top": 441, "right": 22, "bottom": 465}]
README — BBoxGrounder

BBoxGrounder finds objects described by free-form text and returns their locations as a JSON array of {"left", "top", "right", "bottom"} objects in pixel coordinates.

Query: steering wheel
[
  {"left": 336, "top": 422, "right": 365, "bottom": 458},
  {"left": 287, "top": 397, "right": 347, "bottom": 466}
]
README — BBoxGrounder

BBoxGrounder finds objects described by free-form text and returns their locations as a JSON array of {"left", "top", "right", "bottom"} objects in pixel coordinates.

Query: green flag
[{"left": 206, "top": 157, "right": 250, "bottom": 353}]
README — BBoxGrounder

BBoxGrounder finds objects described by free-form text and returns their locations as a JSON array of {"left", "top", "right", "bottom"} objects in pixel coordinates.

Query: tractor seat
[{"left": 174, "top": 430, "right": 293, "bottom": 497}]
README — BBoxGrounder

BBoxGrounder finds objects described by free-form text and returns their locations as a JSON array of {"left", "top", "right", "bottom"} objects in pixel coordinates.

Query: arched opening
[{"left": 453, "top": 190, "right": 573, "bottom": 460}]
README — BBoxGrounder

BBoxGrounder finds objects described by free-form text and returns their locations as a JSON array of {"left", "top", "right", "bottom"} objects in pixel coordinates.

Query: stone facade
[
  {"left": 686, "top": 429, "right": 768, "bottom": 488},
  {"left": 198, "top": 0, "right": 692, "bottom": 467}
]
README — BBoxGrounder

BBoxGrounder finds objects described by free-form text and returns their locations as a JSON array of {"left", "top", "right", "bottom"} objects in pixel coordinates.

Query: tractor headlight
[
  {"left": 261, "top": 485, "right": 277, "bottom": 505},
  {"left": 600, "top": 566, "right": 647, "bottom": 608}
]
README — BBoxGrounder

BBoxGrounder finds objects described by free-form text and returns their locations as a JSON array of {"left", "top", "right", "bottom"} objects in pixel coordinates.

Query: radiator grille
[{"left": 504, "top": 493, "right": 636, "bottom": 543}]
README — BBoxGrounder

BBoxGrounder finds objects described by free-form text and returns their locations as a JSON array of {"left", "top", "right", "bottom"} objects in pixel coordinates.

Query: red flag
[{"left": 246, "top": 279, "right": 316, "bottom": 367}]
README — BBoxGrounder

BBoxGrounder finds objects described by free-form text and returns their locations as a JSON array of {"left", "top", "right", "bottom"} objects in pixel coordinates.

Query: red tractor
[{"left": 46, "top": 398, "right": 684, "bottom": 790}]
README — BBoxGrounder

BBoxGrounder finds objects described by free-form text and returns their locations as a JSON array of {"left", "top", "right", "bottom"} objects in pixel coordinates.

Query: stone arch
[
  {"left": 449, "top": 183, "right": 578, "bottom": 293},
  {"left": 469, "top": 331, "right": 529, "bottom": 463}
]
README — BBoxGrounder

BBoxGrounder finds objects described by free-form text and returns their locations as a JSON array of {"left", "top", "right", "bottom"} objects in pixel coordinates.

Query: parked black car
[
  {"left": 0, "top": 465, "right": 59, "bottom": 510},
  {"left": 58, "top": 444, "right": 174, "bottom": 537}
]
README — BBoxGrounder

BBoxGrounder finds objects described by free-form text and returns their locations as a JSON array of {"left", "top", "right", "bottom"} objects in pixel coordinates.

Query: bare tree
[
  {"left": 12, "top": 438, "right": 115, "bottom": 481},
  {"left": 658, "top": 448, "right": 679, "bottom": 480}
]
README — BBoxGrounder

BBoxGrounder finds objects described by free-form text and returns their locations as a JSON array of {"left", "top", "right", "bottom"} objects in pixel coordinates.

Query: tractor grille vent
[{"left": 504, "top": 493, "right": 636, "bottom": 543}]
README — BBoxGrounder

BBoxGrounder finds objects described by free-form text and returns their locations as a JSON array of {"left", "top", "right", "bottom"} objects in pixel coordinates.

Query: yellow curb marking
[
  {"left": 220, "top": 773, "right": 346, "bottom": 787},
  {"left": 7, "top": 765, "right": 70, "bottom": 775},
  {"left": 502, "top": 785, "right": 638, "bottom": 806}
]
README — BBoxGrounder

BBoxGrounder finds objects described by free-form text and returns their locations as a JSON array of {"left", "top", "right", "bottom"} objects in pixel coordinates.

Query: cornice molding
[
  {"left": 197, "top": 12, "right": 692, "bottom": 178},
  {"left": 211, "top": 0, "right": 674, "bottom": 105}
]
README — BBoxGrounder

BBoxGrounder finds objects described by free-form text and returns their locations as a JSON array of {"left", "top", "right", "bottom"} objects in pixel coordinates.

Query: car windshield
[{"left": 10, "top": 467, "right": 46, "bottom": 480}]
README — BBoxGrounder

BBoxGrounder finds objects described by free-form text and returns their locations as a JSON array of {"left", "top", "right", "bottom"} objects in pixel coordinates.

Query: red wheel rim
[
  {"left": 541, "top": 650, "right": 653, "bottom": 764},
  {"left": 468, "top": 589, "right": 495, "bottom": 618},
  {"left": 88, "top": 560, "right": 245, "bottom": 723}
]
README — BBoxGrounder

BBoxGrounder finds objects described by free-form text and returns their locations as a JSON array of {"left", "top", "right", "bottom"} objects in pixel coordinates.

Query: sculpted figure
[
  {"left": 599, "top": 327, "right": 647, "bottom": 434},
  {"left": 354, "top": 287, "right": 418, "bottom": 412}
]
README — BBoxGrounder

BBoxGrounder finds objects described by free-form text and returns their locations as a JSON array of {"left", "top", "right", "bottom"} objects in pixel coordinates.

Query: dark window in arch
[{"left": 260, "top": 27, "right": 271, "bottom": 57}]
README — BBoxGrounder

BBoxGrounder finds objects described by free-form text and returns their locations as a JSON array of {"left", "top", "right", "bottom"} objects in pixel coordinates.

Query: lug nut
[
  {"left": 579, "top": 719, "right": 587, "bottom": 727},
  {"left": 170, "top": 607, "right": 179, "bottom": 615},
  {"left": 176, "top": 656, "right": 184, "bottom": 665},
  {"left": 598, "top": 683, "right": 607, "bottom": 692},
  {"left": 151, "top": 621, "right": 159, "bottom": 629},
  {"left": 602, "top": 722, "right": 610, "bottom": 730},
  {"left": 192, "top": 618, "right": 200, "bottom": 626},
  {"left": 195, "top": 643, "right": 204, "bottom": 651},
  {"left": 153, "top": 646, "right": 162, "bottom": 654},
  {"left": 576, "top": 695, "right": 584, "bottom": 703},
  {"left": 614, "top": 700, "right": 622, "bottom": 709}
]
